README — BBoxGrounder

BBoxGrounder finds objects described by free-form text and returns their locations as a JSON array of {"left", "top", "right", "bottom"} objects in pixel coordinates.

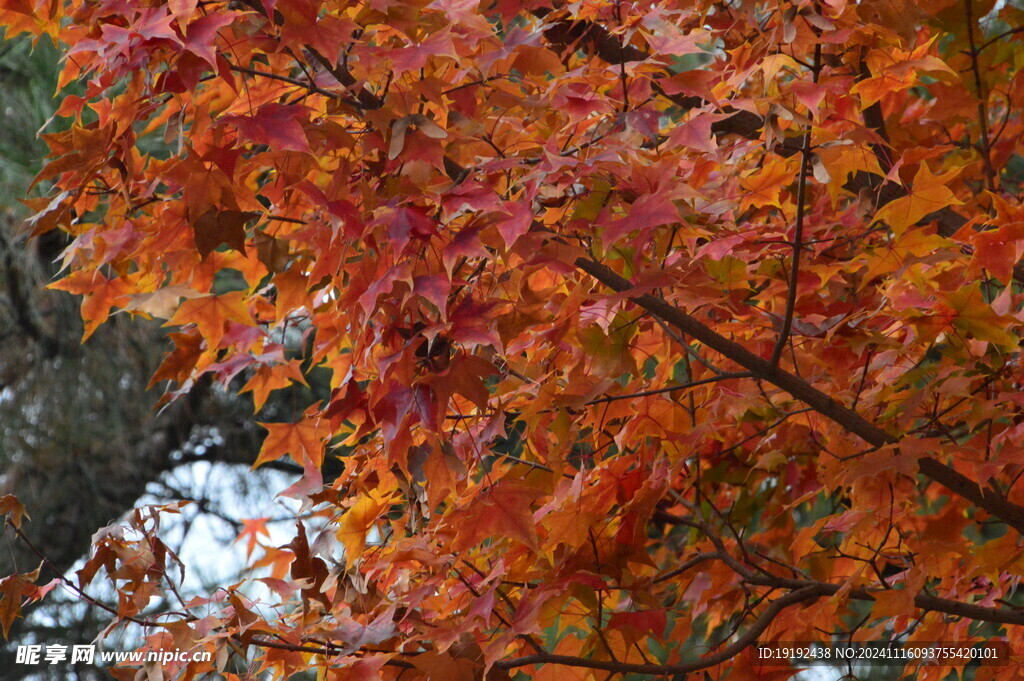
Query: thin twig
[
  {"left": 227, "top": 64, "right": 363, "bottom": 109},
  {"left": 7, "top": 520, "right": 190, "bottom": 627},
  {"left": 770, "top": 43, "right": 820, "bottom": 367},
  {"left": 965, "top": 0, "right": 997, "bottom": 191}
]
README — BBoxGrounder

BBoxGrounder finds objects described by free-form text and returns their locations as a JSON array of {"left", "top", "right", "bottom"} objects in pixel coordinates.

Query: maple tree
[{"left": 5, "top": 0, "right": 1024, "bottom": 678}]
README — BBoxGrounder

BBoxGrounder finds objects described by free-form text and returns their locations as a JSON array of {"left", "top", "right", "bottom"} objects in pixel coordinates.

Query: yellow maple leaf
[
  {"left": 336, "top": 492, "right": 390, "bottom": 565},
  {"left": 739, "top": 158, "right": 796, "bottom": 212},
  {"left": 943, "top": 285, "right": 1019, "bottom": 350},
  {"left": 872, "top": 163, "right": 962, "bottom": 235},
  {"left": 817, "top": 139, "right": 884, "bottom": 205}
]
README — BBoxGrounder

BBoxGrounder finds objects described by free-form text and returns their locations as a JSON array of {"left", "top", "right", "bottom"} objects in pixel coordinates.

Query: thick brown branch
[
  {"left": 574, "top": 257, "right": 1024, "bottom": 536},
  {"left": 493, "top": 586, "right": 829, "bottom": 675},
  {"left": 744, "top": 572, "right": 1024, "bottom": 625}
]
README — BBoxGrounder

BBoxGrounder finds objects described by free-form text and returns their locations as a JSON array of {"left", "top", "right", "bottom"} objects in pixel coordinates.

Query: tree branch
[
  {"left": 770, "top": 43, "right": 821, "bottom": 367},
  {"left": 744, "top": 572, "right": 1024, "bottom": 626},
  {"left": 574, "top": 257, "right": 1024, "bottom": 536},
  {"left": 493, "top": 586, "right": 829, "bottom": 674},
  {"left": 583, "top": 372, "right": 751, "bottom": 406},
  {"left": 6, "top": 520, "right": 189, "bottom": 629},
  {"left": 965, "top": 0, "right": 997, "bottom": 191}
]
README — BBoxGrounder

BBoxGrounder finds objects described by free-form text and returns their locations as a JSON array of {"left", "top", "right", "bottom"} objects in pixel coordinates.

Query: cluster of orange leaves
[{"left": 4, "top": 0, "right": 1024, "bottom": 679}]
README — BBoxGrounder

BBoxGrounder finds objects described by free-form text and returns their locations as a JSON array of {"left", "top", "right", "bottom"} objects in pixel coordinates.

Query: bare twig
[{"left": 770, "top": 43, "right": 821, "bottom": 368}]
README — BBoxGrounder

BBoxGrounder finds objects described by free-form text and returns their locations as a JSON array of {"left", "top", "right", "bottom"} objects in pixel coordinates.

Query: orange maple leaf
[
  {"left": 872, "top": 162, "right": 962, "bottom": 235},
  {"left": 255, "top": 417, "right": 331, "bottom": 468},
  {"left": 166, "top": 291, "right": 254, "bottom": 350},
  {"left": 240, "top": 360, "right": 308, "bottom": 411}
]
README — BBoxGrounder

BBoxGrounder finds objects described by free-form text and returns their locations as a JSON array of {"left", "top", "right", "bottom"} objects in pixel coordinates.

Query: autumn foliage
[{"left": 5, "top": 0, "right": 1024, "bottom": 678}]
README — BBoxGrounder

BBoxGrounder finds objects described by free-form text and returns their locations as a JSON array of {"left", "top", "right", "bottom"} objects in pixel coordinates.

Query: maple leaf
[
  {"left": 20, "top": 189, "right": 71, "bottom": 236},
  {"left": 254, "top": 231, "right": 290, "bottom": 273},
  {"left": 0, "top": 495, "right": 28, "bottom": 529},
  {"left": 872, "top": 162, "right": 962, "bottom": 235},
  {"left": 942, "top": 285, "right": 1019, "bottom": 350},
  {"left": 739, "top": 159, "right": 796, "bottom": 212},
  {"left": 236, "top": 517, "right": 270, "bottom": 557},
  {"left": 388, "top": 114, "right": 448, "bottom": 160},
  {"left": 285, "top": 523, "right": 331, "bottom": 610},
  {"left": 0, "top": 567, "right": 40, "bottom": 638},
  {"left": 255, "top": 417, "right": 330, "bottom": 468},
  {"left": 410, "top": 651, "right": 478, "bottom": 681},
  {"left": 240, "top": 360, "right": 308, "bottom": 411},
  {"left": 852, "top": 42, "right": 956, "bottom": 107},
  {"left": 607, "top": 609, "right": 667, "bottom": 637},
  {"left": 336, "top": 491, "right": 390, "bottom": 565},
  {"left": 166, "top": 291, "right": 254, "bottom": 351},
  {"left": 969, "top": 221, "right": 1024, "bottom": 283},
  {"left": 192, "top": 209, "right": 258, "bottom": 258},
  {"left": 602, "top": 194, "right": 681, "bottom": 243},
  {"left": 48, "top": 270, "right": 132, "bottom": 340},
  {"left": 180, "top": 12, "right": 234, "bottom": 68},
  {"left": 452, "top": 482, "right": 544, "bottom": 550},
  {"left": 271, "top": 268, "right": 311, "bottom": 322},
  {"left": 667, "top": 113, "right": 722, "bottom": 154},
  {"left": 871, "top": 588, "right": 916, "bottom": 618},
  {"left": 223, "top": 103, "right": 311, "bottom": 153},
  {"left": 495, "top": 200, "right": 535, "bottom": 248},
  {"left": 122, "top": 285, "right": 203, "bottom": 320}
]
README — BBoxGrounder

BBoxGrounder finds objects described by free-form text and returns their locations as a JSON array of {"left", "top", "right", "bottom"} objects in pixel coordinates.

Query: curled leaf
[
  {"left": 0, "top": 495, "right": 27, "bottom": 529},
  {"left": 408, "top": 113, "right": 448, "bottom": 139},
  {"left": 388, "top": 114, "right": 448, "bottom": 160},
  {"left": 811, "top": 154, "right": 831, "bottom": 183}
]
